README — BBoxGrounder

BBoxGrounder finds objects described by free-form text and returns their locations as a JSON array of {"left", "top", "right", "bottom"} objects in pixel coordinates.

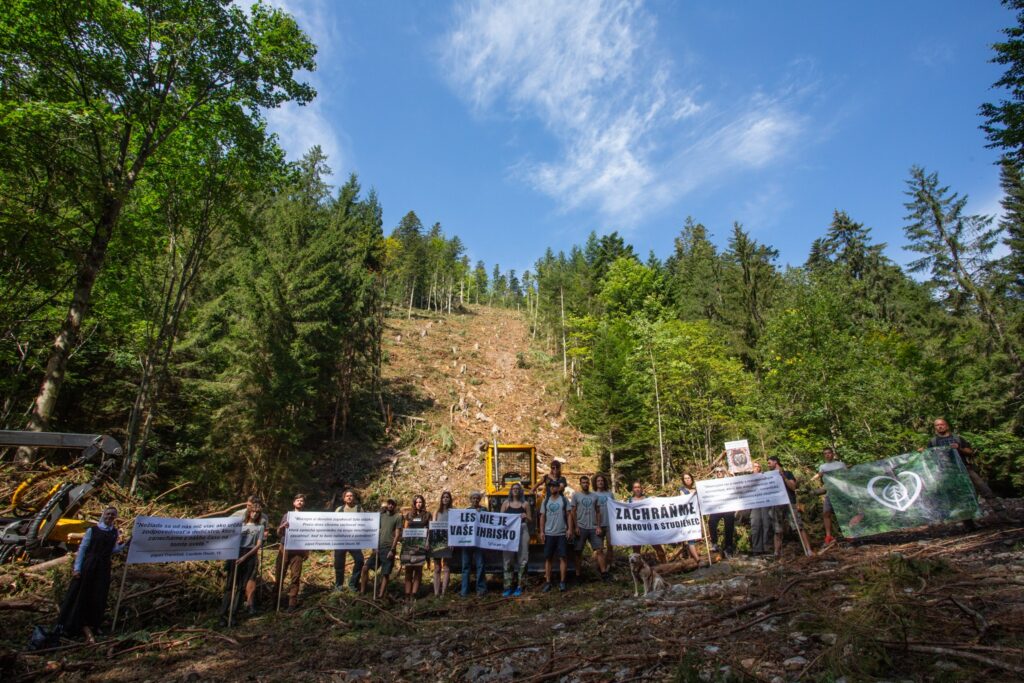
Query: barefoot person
[
  {"left": 402, "top": 495, "right": 431, "bottom": 602},
  {"left": 58, "top": 506, "right": 128, "bottom": 643},
  {"left": 431, "top": 491, "right": 454, "bottom": 596},
  {"left": 501, "top": 483, "right": 531, "bottom": 597},
  {"left": 221, "top": 500, "right": 265, "bottom": 625}
]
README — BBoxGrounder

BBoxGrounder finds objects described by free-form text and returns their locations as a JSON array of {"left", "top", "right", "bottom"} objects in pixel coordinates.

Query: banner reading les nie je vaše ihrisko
[{"left": 447, "top": 509, "right": 521, "bottom": 552}]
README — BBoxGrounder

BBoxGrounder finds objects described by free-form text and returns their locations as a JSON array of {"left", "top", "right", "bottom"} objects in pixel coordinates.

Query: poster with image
[{"left": 725, "top": 439, "right": 754, "bottom": 474}]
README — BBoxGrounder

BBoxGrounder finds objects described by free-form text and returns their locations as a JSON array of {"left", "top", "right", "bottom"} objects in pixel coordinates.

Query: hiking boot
[
  {"left": 542, "top": 582, "right": 552, "bottom": 593},
  {"left": 558, "top": 582, "right": 567, "bottom": 592},
  {"left": 502, "top": 588, "right": 513, "bottom": 598},
  {"left": 512, "top": 587, "right": 522, "bottom": 597}
]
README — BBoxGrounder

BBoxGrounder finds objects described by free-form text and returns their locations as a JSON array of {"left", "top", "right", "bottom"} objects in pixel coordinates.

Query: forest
[{"left": 1, "top": 0, "right": 1023, "bottom": 505}]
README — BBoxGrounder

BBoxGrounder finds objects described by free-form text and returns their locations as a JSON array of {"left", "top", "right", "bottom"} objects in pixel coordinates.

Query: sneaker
[
  {"left": 710, "top": 544, "right": 720, "bottom": 553},
  {"left": 824, "top": 534, "right": 836, "bottom": 545},
  {"left": 558, "top": 582, "right": 567, "bottom": 592},
  {"left": 542, "top": 582, "right": 552, "bottom": 593},
  {"left": 502, "top": 588, "right": 513, "bottom": 598},
  {"left": 332, "top": 585, "right": 343, "bottom": 593},
  {"left": 512, "top": 587, "right": 522, "bottom": 597}
]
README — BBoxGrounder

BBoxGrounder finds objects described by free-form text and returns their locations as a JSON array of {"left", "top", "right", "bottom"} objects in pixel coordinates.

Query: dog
[{"left": 628, "top": 552, "right": 668, "bottom": 597}]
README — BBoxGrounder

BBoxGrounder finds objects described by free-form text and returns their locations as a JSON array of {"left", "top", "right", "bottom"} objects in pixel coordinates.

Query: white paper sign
[
  {"left": 725, "top": 439, "right": 754, "bottom": 474},
  {"left": 283, "top": 511, "right": 379, "bottom": 551},
  {"left": 447, "top": 508, "right": 521, "bottom": 551},
  {"left": 401, "top": 527, "right": 428, "bottom": 539},
  {"left": 696, "top": 471, "right": 791, "bottom": 515},
  {"left": 126, "top": 516, "right": 242, "bottom": 564},
  {"left": 608, "top": 494, "right": 703, "bottom": 547}
]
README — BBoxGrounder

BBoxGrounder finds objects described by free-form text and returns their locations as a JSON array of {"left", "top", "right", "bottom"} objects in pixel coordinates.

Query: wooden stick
[
  {"left": 110, "top": 561, "right": 130, "bottom": 632},
  {"left": 275, "top": 551, "right": 285, "bottom": 613},
  {"left": 701, "top": 516, "right": 713, "bottom": 565},
  {"left": 788, "top": 502, "right": 812, "bottom": 556},
  {"left": 226, "top": 559, "right": 240, "bottom": 628}
]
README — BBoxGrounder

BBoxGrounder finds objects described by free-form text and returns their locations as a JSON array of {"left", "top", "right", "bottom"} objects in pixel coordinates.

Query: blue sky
[{"left": 266, "top": 0, "right": 1013, "bottom": 276}]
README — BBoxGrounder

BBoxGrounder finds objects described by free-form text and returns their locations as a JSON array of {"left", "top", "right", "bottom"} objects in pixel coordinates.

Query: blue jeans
[
  {"left": 461, "top": 547, "right": 486, "bottom": 595},
  {"left": 333, "top": 549, "right": 364, "bottom": 589}
]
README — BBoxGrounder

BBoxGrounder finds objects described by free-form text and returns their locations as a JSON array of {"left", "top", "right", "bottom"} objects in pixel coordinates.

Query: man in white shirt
[{"left": 812, "top": 447, "right": 847, "bottom": 545}]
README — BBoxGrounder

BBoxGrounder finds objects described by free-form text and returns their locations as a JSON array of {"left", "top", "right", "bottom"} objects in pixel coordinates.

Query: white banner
[
  {"left": 283, "top": 511, "right": 379, "bottom": 551},
  {"left": 696, "top": 471, "right": 791, "bottom": 515},
  {"left": 608, "top": 494, "right": 703, "bottom": 546},
  {"left": 447, "top": 509, "right": 521, "bottom": 551},
  {"left": 126, "top": 516, "right": 242, "bottom": 564},
  {"left": 401, "top": 527, "right": 427, "bottom": 539}
]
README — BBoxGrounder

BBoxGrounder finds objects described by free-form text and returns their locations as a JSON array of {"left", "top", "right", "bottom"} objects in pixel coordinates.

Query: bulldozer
[
  {"left": 0, "top": 431, "right": 122, "bottom": 564},
  {"left": 481, "top": 441, "right": 572, "bottom": 573}
]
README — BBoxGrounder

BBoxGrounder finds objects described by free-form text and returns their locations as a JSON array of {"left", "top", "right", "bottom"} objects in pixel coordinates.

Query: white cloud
[
  {"left": 440, "top": 0, "right": 808, "bottom": 227},
  {"left": 260, "top": 0, "right": 347, "bottom": 174}
]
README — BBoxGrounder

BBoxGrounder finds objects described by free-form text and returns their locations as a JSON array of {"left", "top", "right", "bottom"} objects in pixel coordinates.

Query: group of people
[{"left": 54, "top": 417, "right": 1000, "bottom": 638}]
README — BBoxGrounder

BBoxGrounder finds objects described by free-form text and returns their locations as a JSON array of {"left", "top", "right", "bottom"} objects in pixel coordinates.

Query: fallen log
[{"left": 0, "top": 598, "right": 44, "bottom": 611}]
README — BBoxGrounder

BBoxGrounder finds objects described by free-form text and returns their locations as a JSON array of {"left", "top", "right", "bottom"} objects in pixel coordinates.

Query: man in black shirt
[
  {"left": 767, "top": 456, "right": 811, "bottom": 557},
  {"left": 927, "top": 418, "right": 998, "bottom": 503}
]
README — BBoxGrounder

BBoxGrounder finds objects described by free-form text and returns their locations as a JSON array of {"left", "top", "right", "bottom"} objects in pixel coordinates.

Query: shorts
[
  {"left": 822, "top": 495, "right": 834, "bottom": 514},
  {"left": 770, "top": 505, "right": 802, "bottom": 534},
  {"left": 366, "top": 549, "right": 395, "bottom": 576},
  {"left": 574, "top": 527, "right": 601, "bottom": 551},
  {"left": 543, "top": 534, "right": 567, "bottom": 559}
]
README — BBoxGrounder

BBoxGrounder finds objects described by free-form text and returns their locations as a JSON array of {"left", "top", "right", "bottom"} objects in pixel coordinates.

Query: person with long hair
[
  {"left": 591, "top": 473, "right": 615, "bottom": 579},
  {"left": 500, "top": 482, "right": 532, "bottom": 597},
  {"left": 628, "top": 482, "right": 667, "bottom": 563},
  {"left": 677, "top": 474, "right": 702, "bottom": 562},
  {"left": 431, "top": 491, "right": 454, "bottom": 596},
  {"left": 401, "top": 495, "right": 431, "bottom": 602},
  {"left": 58, "top": 505, "right": 128, "bottom": 643},
  {"left": 221, "top": 499, "right": 265, "bottom": 625}
]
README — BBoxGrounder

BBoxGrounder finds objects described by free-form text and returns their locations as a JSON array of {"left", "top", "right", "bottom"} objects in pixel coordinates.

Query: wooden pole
[
  {"left": 788, "top": 503, "right": 813, "bottom": 557},
  {"left": 701, "top": 516, "right": 713, "bottom": 565},
  {"left": 226, "top": 559, "right": 240, "bottom": 627},
  {"left": 110, "top": 561, "right": 130, "bottom": 632},
  {"left": 373, "top": 553, "right": 380, "bottom": 601},
  {"left": 275, "top": 551, "right": 285, "bottom": 613}
]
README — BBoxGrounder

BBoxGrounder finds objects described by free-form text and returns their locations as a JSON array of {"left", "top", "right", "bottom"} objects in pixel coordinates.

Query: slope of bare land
[
  {"left": 365, "top": 305, "right": 594, "bottom": 505},
  {"left": 2, "top": 307, "right": 1023, "bottom": 682}
]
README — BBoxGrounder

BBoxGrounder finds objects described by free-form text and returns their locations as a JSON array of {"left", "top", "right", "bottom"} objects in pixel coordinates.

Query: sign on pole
[
  {"left": 126, "top": 516, "right": 243, "bottom": 564},
  {"left": 823, "top": 447, "right": 980, "bottom": 538},
  {"left": 608, "top": 493, "right": 703, "bottom": 546},
  {"left": 725, "top": 439, "right": 754, "bottom": 474},
  {"left": 695, "top": 471, "right": 790, "bottom": 515},
  {"left": 283, "top": 511, "right": 379, "bottom": 551},
  {"left": 446, "top": 508, "right": 521, "bottom": 551}
]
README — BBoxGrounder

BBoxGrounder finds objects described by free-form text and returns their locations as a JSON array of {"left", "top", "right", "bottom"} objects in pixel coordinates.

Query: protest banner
[
  {"left": 126, "top": 516, "right": 243, "bottom": 564},
  {"left": 695, "top": 471, "right": 791, "bottom": 515},
  {"left": 608, "top": 493, "right": 703, "bottom": 546},
  {"left": 282, "top": 511, "right": 379, "bottom": 551},
  {"left": 725, "top": 439, "right": 754, "bottom": 474},
  {"left": 116, "top": 515, "right": 244, "bottom": 631},
  {"left": 429, "top": 520, "right": 449, "bottom": 554},
  {"left": 823, "top": 447, "right": 980, "bottom": 538},
  {"left": 446, "top": 509, "right": 520, "bottom": 551}
]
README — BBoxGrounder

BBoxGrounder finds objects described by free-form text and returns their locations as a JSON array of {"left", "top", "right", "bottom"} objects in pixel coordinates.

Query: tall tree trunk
[
  {"left": 18, "top": 201, "right": 120, "bottom": 463},
  {"left": 560, "top": 287, "right": 567, "bottom": 378}
]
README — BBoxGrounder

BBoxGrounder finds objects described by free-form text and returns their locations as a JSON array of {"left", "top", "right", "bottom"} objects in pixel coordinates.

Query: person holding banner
[
  {"left": 926, "top": 418, "right": 1000, "bottom": 507},
  {"left": 431, "top": 491, "right": 454, "bottom": 596},
  {"left": 276, "top": 493, "right": 309, "bottom": 610},
  {"left": 767, "top": 457, "right": 811, "bottom": 557},
  {"left": 58, "top": 506, "right": 128, "bottom": 643},
  {"left": 540, "top": 483, "right": 573, "bottom": 592},
  {"left": 812, "top": 448, "right": 847, "bottom": 545},
  {"left": 533, "top": 459, "right": 567, "bottom": 502},
  {"left": 628, "top": 482, "right": 667, "bottom": 563},
  {"left": 460, "top": 492, "right": 488, "bottom": 597},
  {"left": 220, "top": 502, "right": 265, "bottom": 625},
  {"left": 333, "top": 489, "right": 365, "bottom": 593},
  {"left": 500, "top": 483, "right": 532, "bottom": 597},
  {"left": 402, "top": 495, "right": 432, "bottom": 602},
  {"left": 676, "top": 474, "right": 703, "bottom": 563},
  {"left": 706, "top": 469, "right": 736, "bottom": 558},
  {"left": 748, "top": 463, "right": 773, "bottom": 554},
  {"left": 361, "top": 498, "right": 403, "bottom": 599}
]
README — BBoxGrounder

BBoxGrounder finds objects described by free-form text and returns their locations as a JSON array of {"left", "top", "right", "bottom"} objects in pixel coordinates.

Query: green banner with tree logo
[{"left": 822, "top": 448, "right": 980, "bottom": 538}]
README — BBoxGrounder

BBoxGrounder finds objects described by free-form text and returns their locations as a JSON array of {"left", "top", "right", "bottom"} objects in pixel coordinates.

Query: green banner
[{"left": 822, "top": 448, "right": 980, "bottom": 538}]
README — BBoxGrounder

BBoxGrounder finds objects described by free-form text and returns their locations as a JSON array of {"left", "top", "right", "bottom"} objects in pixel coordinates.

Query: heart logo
[{"left": 867, "top": 472, "right": 923, "bottom": 512}]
